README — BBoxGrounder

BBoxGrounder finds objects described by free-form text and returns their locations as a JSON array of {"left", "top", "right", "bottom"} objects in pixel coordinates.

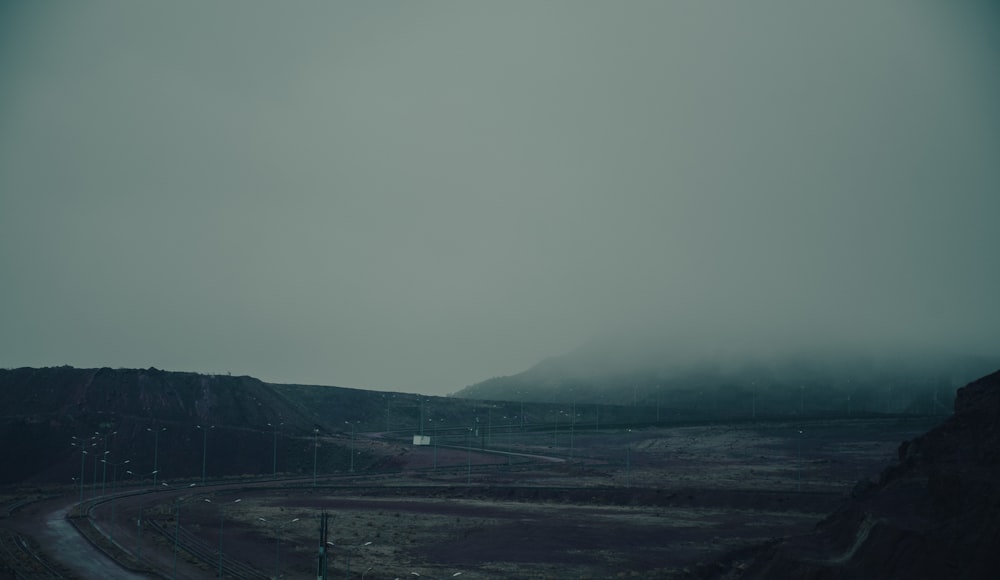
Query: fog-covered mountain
[{"left": 455, "top": 336, "right": 999, "bottom": 417}]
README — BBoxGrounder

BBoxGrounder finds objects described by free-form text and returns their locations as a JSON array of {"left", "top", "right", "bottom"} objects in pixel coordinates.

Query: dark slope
[
  {"left": 737, "top": 369, "right": 1000, "bottom": 579},
  {"left": 0, "top": 365, "right": 305, "bottom": 425},
  {"left": 0, "top": 366, "right": 461, "bottom": 485},
  {"left": 0, "top": 366, "right": 567, "bottom": 485},
  {"left": 0, "top": 366, "right": 331, "bottom": 484}
]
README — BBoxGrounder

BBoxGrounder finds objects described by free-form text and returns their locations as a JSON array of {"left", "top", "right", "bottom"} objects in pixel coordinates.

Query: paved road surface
[{"left": 24, "top": 499, "right": 148, "bottom": 579}]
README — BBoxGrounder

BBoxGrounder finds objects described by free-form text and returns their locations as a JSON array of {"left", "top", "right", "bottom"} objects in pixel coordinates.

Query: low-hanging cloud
[{"left": 1, "top": 0, "right": 998, "bottom": 394}]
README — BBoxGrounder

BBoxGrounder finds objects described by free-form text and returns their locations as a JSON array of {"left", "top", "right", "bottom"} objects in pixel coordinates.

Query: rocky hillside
[
  {"left": 0, "top": 366, "right": 343, "bottom": 485},
  {"left": 0, "top": 366, "right": 596, "bottom": 485},
  {"left": 736, "top": 368, "right": 1000, "bottom": 579}
]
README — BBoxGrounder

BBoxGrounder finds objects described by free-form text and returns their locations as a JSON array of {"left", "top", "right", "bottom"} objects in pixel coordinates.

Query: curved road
[
  {"left": 2, "top": 442, "right": 568, "bottom": 579},
  {"left": 5, "top": 496, "right": 147, "bottom": 579}
]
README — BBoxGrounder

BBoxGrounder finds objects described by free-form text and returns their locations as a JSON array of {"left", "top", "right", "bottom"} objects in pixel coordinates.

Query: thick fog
[{"left": 1, "top": 1, "right": 998, "bottom": 395}]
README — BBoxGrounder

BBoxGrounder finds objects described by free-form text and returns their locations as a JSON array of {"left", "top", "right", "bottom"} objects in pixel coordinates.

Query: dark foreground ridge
[{"left": 738, "top": 369, "right": 1000, "bottom": 579}]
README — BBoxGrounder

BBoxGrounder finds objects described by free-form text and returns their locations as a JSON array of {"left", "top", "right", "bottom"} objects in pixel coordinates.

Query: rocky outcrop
[{"left": 739, "top": 369, "right": 1000, "bottom": 579}]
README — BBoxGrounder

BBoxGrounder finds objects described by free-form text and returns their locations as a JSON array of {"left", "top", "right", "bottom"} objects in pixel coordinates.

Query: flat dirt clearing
[{"left": 82, "top": 415, "right": 939, "bottom": 579}]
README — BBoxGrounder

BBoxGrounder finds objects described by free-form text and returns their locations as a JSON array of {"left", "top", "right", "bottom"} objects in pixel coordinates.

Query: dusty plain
[{"left": 6, "top": 415, "right": 941, "bottom": 579}]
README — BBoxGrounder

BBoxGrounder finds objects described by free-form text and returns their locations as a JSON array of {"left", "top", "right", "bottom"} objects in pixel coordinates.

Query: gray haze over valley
[{"left": 1, "top": 1, "right": 998, "bottom": 395}]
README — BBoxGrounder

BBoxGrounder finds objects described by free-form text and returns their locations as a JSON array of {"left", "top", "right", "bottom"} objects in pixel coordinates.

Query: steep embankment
[{"left": 738, "top": 369, "right": 1000, "bottom": 579}]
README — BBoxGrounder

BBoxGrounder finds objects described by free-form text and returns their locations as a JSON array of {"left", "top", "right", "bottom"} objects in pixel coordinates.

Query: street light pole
[
  {"left": 466, "top": 426, "right": 472, "bottom": 485},
  {"left": 625, "top": 428, "right": 633, "bottom": 488},
  {"left": 98, "top": 450, "right": 110, "bottom": 495},
  {"left": 173, "top": 493, "right": 209, "bottom": 580},
  {"left": 260, "top": 516, "right": 300, "bottom": 580},
  {"left": 797, "top": 429, "right": 803, "bottom": 492},
  {"left": 569, "top": 404, "right": 575, "bottom": 459},
  {"left": 130, "top": 468, "right": 159, "bottom": 563},
  {"left": 147, "top": 426, "right": 166, "bottom": 489},
  {"left": 217, "top": 498, "right": 241, "bottom": 579},
  {"left": 102, "top": 458, "right": 130, "bottom": 540},
  {"left": 71, "top": 436, "right": 94, "bottom": 504},
  {"left": 267, "top": 422, "right": 283, "bottom": 477},
  {"left": 197, "top": 425, "right": 214, "bottom": 484},
  {"left": 313, "top": 429, "right": 320, "bottom": 486},
  {"left": 97, "top": 428, "right": 117, "bottom": 496},
  {"left": 78, "top": 449, "right": 88, "bottom": 503},
  {"left": 345, "top": 421, "right": 356, "bottom": 473},
  {"left": 92, "top": 434, "right": 100, "bottom": 494}
]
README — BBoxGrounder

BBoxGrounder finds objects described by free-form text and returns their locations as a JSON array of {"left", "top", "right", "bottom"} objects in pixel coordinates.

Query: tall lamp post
[
  {"left": 466, "top": 425, "right": 473, "bottom": 485},
  {"left": 173, "top": 492, "right": 209, "bottom": 580},
  {"left": 569, "top": 404, "right": 576, "bottom": 459},
  {"left": 217, "top": 498, "right": 241, "bottom": 579},
  {"left": 267, "top": 422, "right": 283, "bottom": 477},
  {"left": 797, "top": 429, "right": 804, "bottom": 492},
  {"left": 71, "top": 436, "right": 95, "bottom": 504},
  {"left": 95, "top": 428, "right": 117, "bottom": 496},
  {"left": 345, "top": 421, "right": 357, "bottom": 473},
  {"left": 196, "top": 425, "right": 214, "bottom": 484},
  {"left": 92, "top": 433, "right": 101, "bottom": 494},
  {"left": 625, "top": 428, "right": 633, "bottom": 489},
  {"left": 128, "top": 468, "right": 158, "bottom": 563},
  {"left": 98, "top": 450, "right": 111, "bottom": 495},
  {"left": 102, "top": 457, "right": 130, "bottom": 540},
  {"left": 259, "top": 516, "right": 300, "bottom": 580},
  {"left": 147, "top": 426, "right": 167, "bottom": 489},
  {"left": 312, "top": 428, "right": 320, "bottom": 486},
  {"left": 77, "top": 448, "right": 89, "bottom": 504}
]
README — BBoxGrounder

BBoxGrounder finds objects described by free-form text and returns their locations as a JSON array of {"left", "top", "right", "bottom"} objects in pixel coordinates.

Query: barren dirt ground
[{"left": 5, "top": 416, "right": 940, "bottom": 579}]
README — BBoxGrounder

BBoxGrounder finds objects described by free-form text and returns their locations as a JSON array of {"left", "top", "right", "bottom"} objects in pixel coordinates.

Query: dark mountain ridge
[
  {"left": 0, "top": 366, "right": 353, "bottom": 485},
  {"left": 0, "top": 366, "right": 628, "bottom": 485}
]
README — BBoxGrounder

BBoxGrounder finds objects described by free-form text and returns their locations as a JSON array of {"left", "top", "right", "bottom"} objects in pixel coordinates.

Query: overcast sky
[{"left": 1, "top": 1, "right": 998, "bottom": 395}]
